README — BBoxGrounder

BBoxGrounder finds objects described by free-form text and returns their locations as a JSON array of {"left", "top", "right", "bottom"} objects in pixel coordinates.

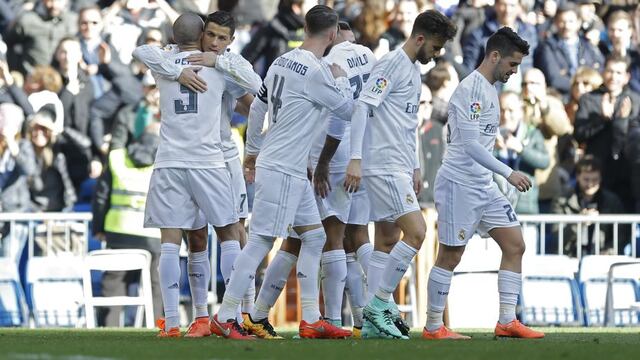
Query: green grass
[{"left": 0, "top": 328, "right": 638, "bottom": 360}]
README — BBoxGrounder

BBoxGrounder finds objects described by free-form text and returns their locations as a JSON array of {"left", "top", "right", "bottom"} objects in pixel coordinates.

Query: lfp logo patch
[
  {"left": 469, "top": 102, "right": 481, "bottom": 120},
  {"left": 370, "top": 77, "right": 388, "bottom": 95}
]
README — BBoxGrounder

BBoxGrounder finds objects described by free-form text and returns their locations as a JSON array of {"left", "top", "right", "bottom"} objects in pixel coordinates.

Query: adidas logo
[
  {"left": 490, "top": 102, "right": 495, "bottom": 109},
  {"left": 168, "top": 283, "right": 179, "bottom": 289},
  {"left": 249, "top": 274, "right": 255, "bottom": 280},
  {"left": 297, "top": 272, "right": 307, "bottom": 279},
  {"left": 407, "top": 80, "right": 413, "bottom": 87}
]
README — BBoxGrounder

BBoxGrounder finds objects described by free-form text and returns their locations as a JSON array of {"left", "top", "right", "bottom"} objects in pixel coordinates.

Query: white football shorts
[
  {"left": 226, "top": 157, "right": 248, "bottom": 219},
  {"left": 144, "top": 168, "right": 238, "bottom": 230},
  {"left": 316, "top": 172, "right": 371, "bottom": 226},
  {"left": 434, "top": 173, "right": 520, "bottom": 246},
  {"left": 364, "top": 172, "right": 420, "bottom": 222}
]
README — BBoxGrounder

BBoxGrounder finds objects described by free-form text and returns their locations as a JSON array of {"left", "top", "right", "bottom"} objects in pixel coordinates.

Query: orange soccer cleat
[
  {"left": 184, "top": 317, "right": 212, "bottom": 338},
  {"left": 422, "top": 325, "right": 471, "bottom": 340},
  {"left": 210, "top": 314, "right": 255, "bottom": 340},
  {"left": 156, "top": 318, "right": 180, "bottom": 338},
  {"left": 299, "top": 319, "right": 352, "bottom": 339},
  {"left": 494, "top": 320, "right": 545, "bottom": 339}
]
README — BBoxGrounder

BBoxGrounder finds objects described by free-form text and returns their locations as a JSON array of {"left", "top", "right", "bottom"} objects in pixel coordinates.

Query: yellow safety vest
[{"left": 104, "top": 148, "right": 160, "bottom": 238}]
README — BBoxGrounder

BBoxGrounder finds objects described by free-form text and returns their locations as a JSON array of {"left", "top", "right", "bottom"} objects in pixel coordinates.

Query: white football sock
[
  {"left": 498, "top": 270, "right": 521, "bottom": 324},
  {"left": 426, "top": 266, "right": 453, "bottom": 331},
  {"left": 321, "top": 250, "right": 347, "bottom": 321},
  {"left": 375, "top": 241, "right": 417, "bottom": 301},
  {"left": 219, "top": 240, "right": 241, "bottom": 289},
  {"left": 187, "top": 250, "right": 210, "bottom": 318},
  {"left": 345, "top": 252, "right": 366, "bottom": 327},
  {"left": 297, "top": 228, "right": 326, "bottom": 323},
  {"left": 356, "top": 242, "right": 373, "bottom": 272},
  {"left": 159, "top": 243, "right": 181, "bottom": 329},
  {"left": 242, "top": 279, "right": 256, "bottom": 314},
  {"left": 217, "top": 234, "right": 272, "bottom": 322},
  {"left": 367, "top": 251, "right": 388, "bottom": 301},
  {"left": 252, "top": 250, "right": 297, "bottom": 321}
]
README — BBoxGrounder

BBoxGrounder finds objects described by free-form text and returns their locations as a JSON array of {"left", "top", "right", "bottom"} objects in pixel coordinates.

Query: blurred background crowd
[{"left": 1, "top": 0, "right": 640, "bottom": 260}]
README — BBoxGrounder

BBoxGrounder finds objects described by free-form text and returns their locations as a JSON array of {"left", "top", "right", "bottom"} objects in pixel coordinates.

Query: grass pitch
[{"left": 0, "top": 328, "right": 638, "bottom": 360}]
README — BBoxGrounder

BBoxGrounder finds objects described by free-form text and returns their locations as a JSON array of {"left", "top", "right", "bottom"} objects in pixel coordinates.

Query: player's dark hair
[
  {"left": 305, "top": 5, "right": 339, "bottom": 36},
  {"left": 206, "top": 10, "right": 236, "bottom": 36},
  {"left": 485, "top": 27, "right": 530, "bottom": 58},
  {"left": 604, "top": 54, "right": 631, "bottom": 73},
  {"left": 575, "top": 155, "right": 602, "bottom": 175},
  {"left": 338, "top": 21, "right": 351, "bottom": 31},
  {"left": 410, "top": 10, "right": 457, "bottom": 41},
  {"left": 173, "top": 13, "right": 204, "bottom": 44}
]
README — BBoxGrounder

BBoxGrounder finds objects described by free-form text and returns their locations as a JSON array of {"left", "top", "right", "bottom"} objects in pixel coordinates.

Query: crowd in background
[{"left": 1, "top": 0, "right": 640, "bottom": 258}]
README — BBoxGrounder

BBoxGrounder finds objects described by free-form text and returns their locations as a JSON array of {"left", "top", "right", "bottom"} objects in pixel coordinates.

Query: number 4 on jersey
[{"left": 271, "top": 75, "right": 285, "bottom": 123}]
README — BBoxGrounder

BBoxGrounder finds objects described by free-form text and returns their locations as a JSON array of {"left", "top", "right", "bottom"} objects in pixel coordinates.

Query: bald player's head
[{"left": 173, "top": 13, "right": 204, "bottom": 45}]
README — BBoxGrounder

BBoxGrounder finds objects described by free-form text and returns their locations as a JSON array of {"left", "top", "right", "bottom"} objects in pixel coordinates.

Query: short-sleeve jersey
[
  {"left": 358, "top": 48, "right": 422, "bottom": 175},
  {"left": 256, "top": 47, "right": 351, "bottom": 179},
  {"left": 309, "top": 41, "right": 376, "bottom": 172},
  {"left": 154, "top": 50, "right": 226, "bottom": 169},
  {"left": 438, "top": 70, "right": 501, "bottom": 189}
]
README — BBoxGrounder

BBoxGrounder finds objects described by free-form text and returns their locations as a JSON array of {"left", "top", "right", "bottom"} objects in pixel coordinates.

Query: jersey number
[
  {"left": 271, "top": 75, "right": 286, "bottom": 123},
  {"left": 446, "top": 123, "right": 451, "bottom": 144},
  {"left": 174, "top": 85, "right": 198, "bottom": 114},
  {"left": 348, "top": 73, "right": 370, "bottom": 100},
  {"left": 503, "top": 204, "right": 517, "bottom": 222}
]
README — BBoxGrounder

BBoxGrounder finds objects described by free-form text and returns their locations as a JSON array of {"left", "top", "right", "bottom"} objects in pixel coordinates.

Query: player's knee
[
  {"left": 403, "top": 222, "right": 426, "bottom": 250},
  {"left": 215, "top": 223, "right": 241, "bottom": 242},
  {"left": 505, "top": 239, "right": 526, "bottom": 258},
  {"left": 280, "top": 236, "right": 302, "bottom": 256},
  {"left": 436, "top": 246, "right": 464, "bottom": 271},
  {"left": 187, "top": 227, "right": 208, "bottom": 252}
]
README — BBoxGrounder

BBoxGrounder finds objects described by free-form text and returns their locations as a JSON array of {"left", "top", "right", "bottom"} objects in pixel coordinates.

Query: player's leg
[
  {"left": 368, "top": 221, "right": 400, "bottom": 301},
  {"left": 244, "top": 236, "right": 300, "bottom": 339},
  {"left": 320, "top": 216, "right": 348, "bottom": 326},
  {"left": 344, "top": 224, "right": 369, "bottom": 335},
  {"left": 183, "top": 225, "right": 212, "bottom": 337}
]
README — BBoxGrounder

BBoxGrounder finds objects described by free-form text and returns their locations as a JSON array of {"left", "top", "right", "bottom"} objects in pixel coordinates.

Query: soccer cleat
[
  {"left": 242, "top": 313, "right": 284, "bottom": 339},
  {"left": 422, "top": 325, "right": 471, "bottom": 340},
  {"left": 388, "top": 303, "right": 411, "bottom": 338},
  {"left": 184, "top": 317, "right": 211, "bottom": 338},
  {"left": 156, "top": 318, "right": 180, "bottom": 338},
  {"left": 361, "top": 319, "right": 397, "bottom": 339},
  {"left": 363, "top": 297, "right": 406, "bottom": 339},
  {"left": 351, "top": 326, "right": 362, "bottom": 339},
  {"left": 494, "top": 320, "right": 545, "bottom": 339},
  {"left": 299, "top": 318, "right": 352, "bottom": 339},
  {"left": 210, "top": 314, "right": 255, "bottom": 340}
]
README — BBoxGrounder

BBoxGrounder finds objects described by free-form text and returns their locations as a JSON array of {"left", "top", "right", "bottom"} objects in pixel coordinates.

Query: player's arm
[
  {"left": 132, "top": 44, "right": 207, "bottom": 93},
  {"left": 305, "top": 65, "right": 354, "bottom": 121},
  {"left": 455, "top": 96, "right": 532, "bottom": 192},
  {"left": 234, "top": 93, "right": 255, "bottom": 117},
  {"left": 313, "top": 121, "right": 343, "bottom": 198},
  {"left": 187, "top": 51, "right": 262, "bottom": 94},
  {"left": 413, "top": 131, "right": 421, "bottom": 196},
  {"left": 244, "top": 83, "right": 269, "bottom": 183}
]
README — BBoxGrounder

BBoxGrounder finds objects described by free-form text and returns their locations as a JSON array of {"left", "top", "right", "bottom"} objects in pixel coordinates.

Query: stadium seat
[
  {"left": 83, "top": 249, "right": 154, "bottom": 329},
  {"left": 0, "top": 258, "right": 29, "bottom": 327},
  {"left": 521, "top": 255, "right": 583, "bottom": 326},
  {"left": 26, "top": 254, "right": 85, "bottom": 327},
  {"left": 578, "top": 255, "right": 640, "bottom": 326}
]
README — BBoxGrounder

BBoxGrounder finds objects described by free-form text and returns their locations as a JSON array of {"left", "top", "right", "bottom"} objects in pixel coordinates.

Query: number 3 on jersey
[
  {"left": 174, "top": 84, "right": 198, "bottom": 114},
  {"left": 271, "top": 75, "right": 285, "bottom": 123}
]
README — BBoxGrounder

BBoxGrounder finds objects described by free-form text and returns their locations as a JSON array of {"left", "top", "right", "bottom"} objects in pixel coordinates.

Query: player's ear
[
  {"left": 490, "top": 50, "right": 501, "bottom": 64},
  {"left": 414, "top": 33, "right": 425, "bottom": 47}
]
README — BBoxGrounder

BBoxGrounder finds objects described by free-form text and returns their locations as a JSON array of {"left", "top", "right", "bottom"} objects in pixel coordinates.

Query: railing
[{"left": 518, "top": 214, "right": 640, "bottom": 258}]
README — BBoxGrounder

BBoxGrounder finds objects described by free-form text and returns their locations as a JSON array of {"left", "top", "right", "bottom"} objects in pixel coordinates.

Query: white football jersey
[
  {"left": 154, "top": 50, "right": 227, "bottom": 169},
  {"left": 439, "top": 70, "right": 501, "bottom": 188},
  {"left": 255, "top": 47, "right": 352, "bottom": 179},
  {"left": 358, "top": 48, "right": 422, "bottom": 175},
  {"left": 309, "top": 41, "right": 376, "bottom": 172}
]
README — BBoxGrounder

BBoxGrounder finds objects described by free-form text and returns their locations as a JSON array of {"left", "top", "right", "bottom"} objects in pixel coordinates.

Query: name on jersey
[
  {"left": 174, "top": 58, "right": 191, "bottom": 65},
  {"left": 346, "top": 54, "right": 369, "bottom": 69},
  {"left": 273, "top": 56, "right": 309, "bottom": 75}
]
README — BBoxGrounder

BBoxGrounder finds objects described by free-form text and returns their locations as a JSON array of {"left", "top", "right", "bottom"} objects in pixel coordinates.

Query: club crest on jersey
[
  {"left": 469, "top": 102, "right": 481, "bottom": 120},
  {"left": 370, "top": 77, "right": 388, "bottom": 94},
  {"left": 458, "top": 229, "right": 466, "bottom": 241}
]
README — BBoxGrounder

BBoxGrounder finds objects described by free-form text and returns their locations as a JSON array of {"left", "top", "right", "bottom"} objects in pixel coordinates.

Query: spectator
[
  {"left": 240, "top": 0, "right": 306, "bottom": 78},
  {"left": 378, "top": 0, "right": 421, "bottom": 54},
  {"left": 577, "top": 0, "right": 604, "bottom": 47},
  {"left": 52, "top": 37, "right": 96, "bottom": 191},
  {"left": 522, "top": 68, "right": 572, "bottom": 212},
  {"left": 552, "top": 155, "right": 625, "bottom": 256},
  {"left": 599, "top": 10, "right": 634, "bottom": 58},
  {"left": 92, "top": 122, "right": 162, "bottom": 327},
  {"left": 24, "top": 65, "right": 64, "bottom": 134},
  {"left": 4, "top": 0, "right": 78, "bottom": 74},
  {"left": 565, "top": 66, "right": 603, "bottom": 124},
  {"left": 495, "top": 91, "right": 550, "bottom": 214},
  {"left": 78, "top": 5, "right": 117, "bottom": 100},
  {"left": 27, "top": 107, "right": 76, "bottom": 212},
  {"left": 449, "top": 0, "right": 489, "bottom": 71},
  {"left": 463, "top": 0, "right": 538, "bottom": 81},
  {"left": 424, "top": 61, "right": 458, "bottom": 125},
  {"left": 534, "top": 2, "right": 603, "bottom": 100},
  {"left": 0, "top": 103, "right": 36, "bottom": 263},
  {"left": 534, "top": 0, "right": 559, "bottom": 40},
  {"left": 417, "top": 84, "right": 443, "bottom": 205},
  {"left": 0, "top": 57, "right": 34, "bottom": 118},
  {"left": 574, "top": 55, "right": 640, "bottom": 211}
]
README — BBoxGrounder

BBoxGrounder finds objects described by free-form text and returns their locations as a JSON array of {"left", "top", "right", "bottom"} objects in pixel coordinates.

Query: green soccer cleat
[
  {"left": 388, "top": 302, "right": 410, "bottom": 337},
  {"left": 363, "top": 297, "right": 406, "bottom": 339}
]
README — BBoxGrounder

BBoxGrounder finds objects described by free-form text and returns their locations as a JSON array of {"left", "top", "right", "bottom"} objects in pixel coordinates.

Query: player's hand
[
  {"left": 330, "top": 63, "right": 347, "bottom": 79},
  {"left": 244, "top": 154, "right": 257, "bottom": 184},
  {"left": 412, "top": 168, "right": 422, "bottom": 196},
  {"left": 507, "top": 171, "right": 532, "bottom": 192},
  {"left": 344, "top": 159, "right": 361, "bottom": 193},
  {"left": 178, "top": 67, "right": 207, "bottom": 93},
  {"left": 186, "top": 52, "right": 217, "bottom": 67},
  {"left": 313, "top": 162, "right": 331, "bottom": 198}
]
